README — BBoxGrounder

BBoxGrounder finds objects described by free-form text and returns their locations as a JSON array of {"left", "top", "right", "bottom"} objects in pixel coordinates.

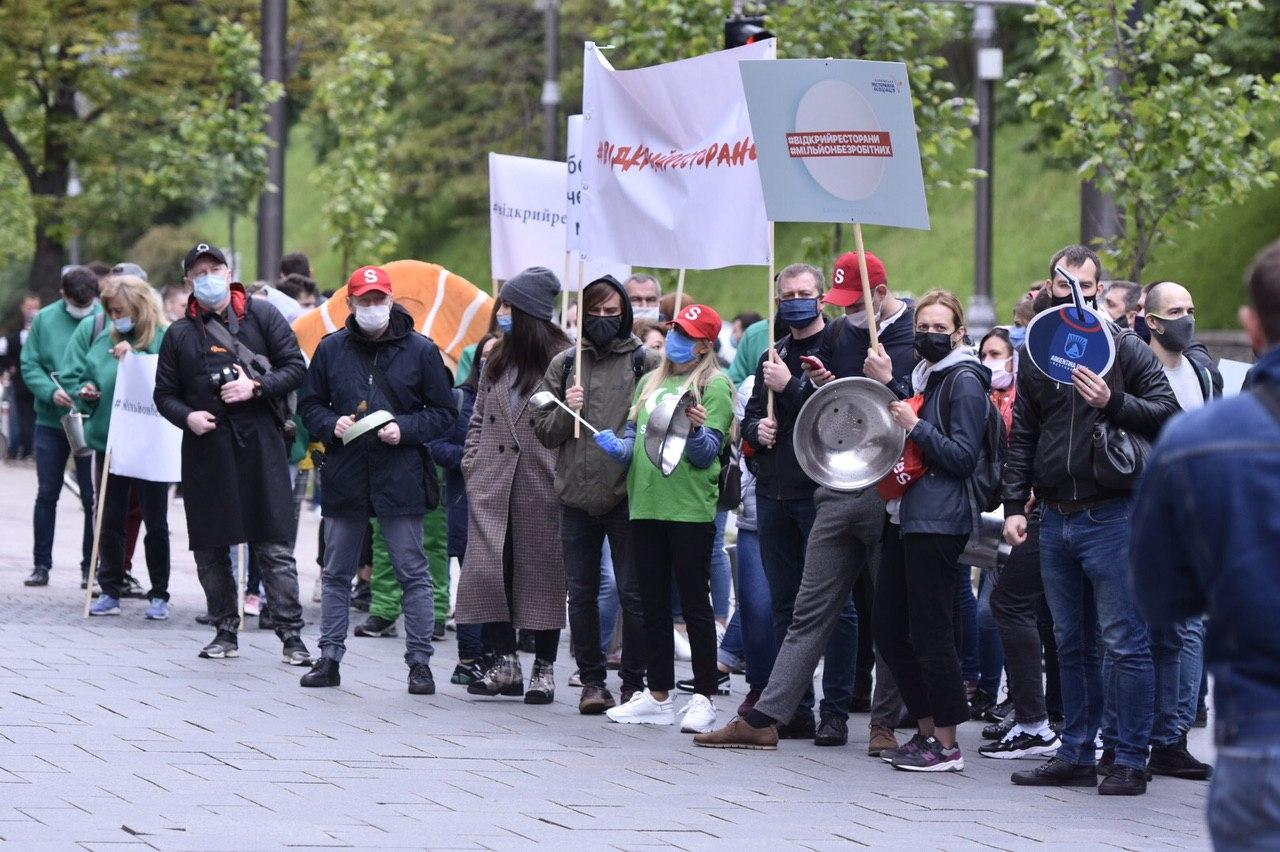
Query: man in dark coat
[
  {"left": 296, "top": 266, "right": 456, "bottom": 695},
  {"left": 154, "top": 243, "right": 310, "bottom": 664}
]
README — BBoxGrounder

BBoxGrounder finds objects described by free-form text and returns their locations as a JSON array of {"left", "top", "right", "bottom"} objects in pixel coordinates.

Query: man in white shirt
[{"left": 1140, "top": 278, "right": 1214, "bottom": 781}]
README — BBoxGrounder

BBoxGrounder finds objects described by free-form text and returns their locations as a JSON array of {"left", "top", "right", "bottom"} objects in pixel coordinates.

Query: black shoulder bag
[
  {"left": 1091, "top": 335, "right": 1152, "bottom": 491},
  {"left": 203, "top": 314, "right": 298, "bottom": 442},
  {"left": 353, "top": 348, "right": 441, "bottom": 511}
]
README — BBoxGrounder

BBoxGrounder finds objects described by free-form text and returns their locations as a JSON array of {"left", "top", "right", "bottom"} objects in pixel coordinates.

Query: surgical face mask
[
  {"left": 65, "top": 300, "right": 95, "bottom": 319},
  {"left": 915, "top": 331, "right": 956, "bottom": 364},
  {"left": 1008, "top": 325, "right": 1027, "bottom": 349},
  {"left": 984, "top": 358, "right": 1014, "bottom": 390},
  {"left": 355, "top": 304, "right": 391, "bottom": 335},
  {"left": 633, "top": 306, "right": 660, "bottom": 323},
  {"left": 665, "top": 328, "right": 699, "bottom": 365},
  {"left": 584, "top": 313, "right": 623, "bottom": 348},
  {"left": 496, "top": 314, "right": 513, "bottom": 334},
  {"left": 1150, "top": 314, "right": 1195, "bottom": 353},
  {"left": 193, "top": 273, "right": 230, "bottom": 307},
  {"left": 778, "top": 297, "right": 822, "bottom": 329},
  {"left": 113, "top": 317, "right": 135, "bottom": 334}
]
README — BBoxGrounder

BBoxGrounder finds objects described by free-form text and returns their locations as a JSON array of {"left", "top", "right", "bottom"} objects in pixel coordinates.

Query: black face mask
[
  {"left": 915, "top": 331, "right": 955, "bottom": 364},
  {"left": 1151, "top": 315, "right": 1195, "bottom": 353},
  {"left": 584, "top": 313, "right": 623, "bottom": 348},
  {"left": 1133, "top": 314, "right": 1152, "bottom": 343},
  {"left": 1050, "top": 293, "right": 1098, "bottom": 311},
  {"left": 1114, "top": 314, "right": 1129, "bottom": 329}
]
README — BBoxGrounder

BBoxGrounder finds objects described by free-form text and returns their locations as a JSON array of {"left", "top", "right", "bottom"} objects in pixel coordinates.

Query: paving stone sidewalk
[{"left": 0, "top": 462, "right": 1211, "bottom": 850}]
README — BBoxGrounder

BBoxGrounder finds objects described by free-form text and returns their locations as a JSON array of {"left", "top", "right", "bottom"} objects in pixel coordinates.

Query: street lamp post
[
  {"left": 257, "top": 0, "right": 287, "bottom": 283},
  {"left": 969, "top": 3, "right": 1001, "bottom": 339},
  {"left": 540, "top": 0, "right": 561, "bottom": 161}
]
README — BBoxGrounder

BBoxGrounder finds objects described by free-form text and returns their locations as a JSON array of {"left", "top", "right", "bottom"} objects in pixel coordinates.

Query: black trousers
[
  {"left": 990, "top": 512, "right": 1059, "bottom": 724},
  {"left": 484, "top": 514, "right": 559, "bottom": 661},
  {"left": 95, "top": 455, "right": 170, "bottom": 602},
  {"left": 632, "top": 518, "right": 718, "bottom": 696},
  {"left": 874, "top": 519, "right": 971, "bottom": 729}
]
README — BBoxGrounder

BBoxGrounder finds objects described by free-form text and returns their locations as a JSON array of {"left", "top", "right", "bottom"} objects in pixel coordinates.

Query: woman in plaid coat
[{"left": 458, "top": 268, "right": 570, "bottom": 705}]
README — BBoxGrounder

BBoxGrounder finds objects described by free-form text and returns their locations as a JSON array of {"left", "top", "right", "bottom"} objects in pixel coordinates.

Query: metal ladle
[{"left": 529, "top": 390, "right": 600, "bottom": 435}]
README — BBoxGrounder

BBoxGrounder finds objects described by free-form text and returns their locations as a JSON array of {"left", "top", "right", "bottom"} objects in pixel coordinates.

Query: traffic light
[{"left": 724, "top": 15, "right": 772, "bottom": 50}]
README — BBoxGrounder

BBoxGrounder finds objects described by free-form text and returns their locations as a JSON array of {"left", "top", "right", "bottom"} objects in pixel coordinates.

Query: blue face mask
[
  {"left": 193, "top": 273, "right": 229, "bottom": 307},
  {"left": 665, "top": 328, "right": 699, "bottom": 365},
  {"left": 1008, "top": 324, "right": 1026, "bottom": 349},
  {"left": 496, "top": 314, "right": 513, "bottom": 334},
  {"left": 113, "top": 317, "right": 134, "bottom": 334},
  {"left": 778, "top": 297, "right": 821, "bottom": 328}
]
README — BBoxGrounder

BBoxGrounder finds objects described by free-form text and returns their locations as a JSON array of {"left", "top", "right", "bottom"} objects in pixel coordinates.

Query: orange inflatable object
[{"left": 291, "top": 260, "right": 495, "bottom": 371}]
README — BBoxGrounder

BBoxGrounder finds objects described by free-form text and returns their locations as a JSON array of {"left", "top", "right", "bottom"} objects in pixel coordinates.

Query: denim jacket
[{"left": 1131, "top": 346, "right": 1280, "bottom": 746}]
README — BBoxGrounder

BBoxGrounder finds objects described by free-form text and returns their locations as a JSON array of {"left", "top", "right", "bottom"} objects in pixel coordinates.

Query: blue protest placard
[
  {"left": 1024, "top": 305, "right": 1117, "bottom": 384},
  {"left": 738, "top": 58, "right": 929, "bottom": 229}
]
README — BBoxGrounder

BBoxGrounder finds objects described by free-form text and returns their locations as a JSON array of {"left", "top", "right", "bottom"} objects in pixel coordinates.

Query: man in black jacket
[
  {"left": 297, "top": 266, "right": 455, "bottom": 695},
  {"left": 1004, "top": 245, "right": 1178, "bottom": 796},
  {"left": 155, "top": 243, "right": 311, "bottom": 665},
  {"left": 696, "top": 251, "right": 916, "bottom": 753}
]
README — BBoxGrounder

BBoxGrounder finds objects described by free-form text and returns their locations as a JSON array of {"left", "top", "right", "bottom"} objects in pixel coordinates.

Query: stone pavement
[{"left": 0, "top": 462, "right": 1212, "bottom": 850}]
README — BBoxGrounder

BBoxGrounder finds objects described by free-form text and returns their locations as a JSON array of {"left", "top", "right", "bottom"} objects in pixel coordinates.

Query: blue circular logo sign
[{"left": 1024, "top": 305, "right": 1116, "bottom": 384}]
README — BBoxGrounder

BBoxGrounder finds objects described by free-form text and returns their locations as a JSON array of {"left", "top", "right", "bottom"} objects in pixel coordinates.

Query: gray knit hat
[{"left": 500, "top": 267, "right": 561, "bottom": 321}]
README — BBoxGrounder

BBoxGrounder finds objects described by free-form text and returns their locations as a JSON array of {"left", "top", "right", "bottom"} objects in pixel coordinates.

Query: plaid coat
[{"left": 456, "top": 367, "right": 566, "bottom": 630}]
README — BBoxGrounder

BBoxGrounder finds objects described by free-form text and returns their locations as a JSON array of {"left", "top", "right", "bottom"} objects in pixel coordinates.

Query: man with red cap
[
  {"left": 296, "top": 266, "right": 456, "bottom": 694},
  {"left": 696, "top": 250, "right": 917, "bottom": 753}
]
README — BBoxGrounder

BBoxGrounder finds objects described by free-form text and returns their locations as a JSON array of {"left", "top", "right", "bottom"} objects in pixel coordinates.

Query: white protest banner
[
  {"left": 567, "top": 114, "right": 585, "bottom": 252},
  {"left": 488, "top": 152, "right": 629, "bottom": 289},
  {"left": 580, "top": 40, "right": 774, "bottom": 269},
  {"left": 739, "top": 58, "right": 930, "bottom": 229},
  {"left": 106, "top": 351, "right": 182, "bottom": 483}
]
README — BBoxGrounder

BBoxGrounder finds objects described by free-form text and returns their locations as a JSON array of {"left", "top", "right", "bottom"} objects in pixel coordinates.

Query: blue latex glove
[{"left": 594, "top": 428, "right": 629, "bottom": 463}]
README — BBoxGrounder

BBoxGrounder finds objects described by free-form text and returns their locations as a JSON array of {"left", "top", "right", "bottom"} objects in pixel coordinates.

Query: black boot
[
  {"left": 300, "top": 658, "right": 341, "bottom": 688},
  {"left": 408, "top": 664, "right": 436, "bottom": 695},
  {"left": 1148, "top": 736, "right": 1212, "bottom": 780},
  {"left": 1099, "top": 765, "right": 1148, "bottom": 796}
]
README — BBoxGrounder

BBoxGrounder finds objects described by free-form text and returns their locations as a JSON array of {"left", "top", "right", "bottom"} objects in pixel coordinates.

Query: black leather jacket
[{"left": 1001, "top": 325, "right": 1178, "bottom": 514}]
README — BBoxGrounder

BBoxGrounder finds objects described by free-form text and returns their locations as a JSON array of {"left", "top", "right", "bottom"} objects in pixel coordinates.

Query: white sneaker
[
  {"left": 680, "top": 694, "right": 717, "bottom": 734},
  {"left": 605, "top": 690, "right": 675, "bottom": 726},
  {"left": 673, "top": 628, "right": 692, "bottom": 662}
]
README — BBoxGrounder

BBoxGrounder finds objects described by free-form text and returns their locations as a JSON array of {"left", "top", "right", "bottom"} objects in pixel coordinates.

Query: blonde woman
[
  {"left": 62, "top": 275, "right": 172, "bottom": 619},
  {"left": 594, "top": 304, "right": 734, "bottom": 734}
]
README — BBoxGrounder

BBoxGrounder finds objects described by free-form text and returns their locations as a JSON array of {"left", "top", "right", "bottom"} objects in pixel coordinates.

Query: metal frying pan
[
  {"left": 792, "top": 377, "right": 904, "bottom": 491},
  {"left": 643, "top": 390, "right": 696, "bottom": 477}
]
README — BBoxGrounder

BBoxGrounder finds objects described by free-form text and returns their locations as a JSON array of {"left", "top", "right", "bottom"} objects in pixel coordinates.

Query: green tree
[
  {"left": 310, "top": 32, "right": 396, "bottom": 275},
  {"left": 597, "top": 0, "right": 976, "bottom": 190},
  {"left": 1012, "top": 0, "right": 1280, "bottom": 280}
]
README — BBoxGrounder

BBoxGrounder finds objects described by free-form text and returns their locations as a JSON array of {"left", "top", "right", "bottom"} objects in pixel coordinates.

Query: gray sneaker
[
  {"left": 281, "top": 636, "right": 311, "bottom": 666},
  {"left": 199, "top": 630, "right": 239, "bottom": 659},
  {"left": 467, "top": 653, "right": 524, "bottom": 697},
  {"left": 525, "top": 658, "right": 555, "bottom": 705}
]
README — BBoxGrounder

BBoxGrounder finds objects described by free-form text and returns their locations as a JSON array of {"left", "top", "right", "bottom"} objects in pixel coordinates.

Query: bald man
[{"left": 1144, "top": 281, "right": 1220, "bottom": 413}]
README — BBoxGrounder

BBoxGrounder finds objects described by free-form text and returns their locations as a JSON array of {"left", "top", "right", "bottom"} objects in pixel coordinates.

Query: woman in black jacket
[{"left": 865, "top": 289, "right": 991, "bottom": 773}]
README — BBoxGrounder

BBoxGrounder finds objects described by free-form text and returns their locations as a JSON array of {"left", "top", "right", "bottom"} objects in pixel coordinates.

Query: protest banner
[
  {"left": 1024, "top": 305, "right": 1117, "bottom": 384},
  {"left": 488, "top": 152, "right": 629, "bottom": 290},
  {"left": 107, "top": 351, "right": 183, "bottom": 483},
  {"left": 740, "top": 57, "right": 930, "bottom": 351},
  {"left": 579, "top": 39, "right": 774, "bottom": 271}
]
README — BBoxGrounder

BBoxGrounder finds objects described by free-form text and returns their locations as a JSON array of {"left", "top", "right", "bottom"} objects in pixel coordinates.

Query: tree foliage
[
  {"left": 311, "top": 32, "right": 396, "bottom": 275},
  {"left": 1011, "top": 0, "right": 1280, "bottom": 281},
  {"left": 596, "top": 0, "right": 976, "bottom": 190}
]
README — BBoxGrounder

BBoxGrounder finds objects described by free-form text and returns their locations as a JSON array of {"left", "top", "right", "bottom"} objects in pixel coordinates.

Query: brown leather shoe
[
  {"left": 693, "top": 717, "right": 779, "bottom": 750},
  {"left": 578, "top": 684, "right": 616, "bottom": 715},
  {"left": 868, "top": 724, "right": 898, "bottom": 756}
]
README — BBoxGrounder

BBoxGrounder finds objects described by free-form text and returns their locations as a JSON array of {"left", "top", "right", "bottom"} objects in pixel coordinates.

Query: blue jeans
[
  {"left": 456, "top": 622, "right": 485, "bottom": 660},
  {"left": 1149, "top": 622, "right": 1185, "bottom": 747},
  {"left": 955, "top": 568, "right": 980, "bottom": 682},
  {"left": 1178, "top": 617, "right": 1206, "bottom": 731},
  {"left": 1040, "top": 499, "right": 1153, "bottom": 770},
  {"left": 757, "top": 494, "right": 856, "bottom": 718},
  {"left": 1210, "top": 744, "right": 1280, "bottom": 850},
  {"left": 33, "top": 423, "right": 95, "bottom": 572},
  {"left": 717, "top": 527, "right": 773, "bottom": 691},
  {"left": 977, "top": 571, "right": 1005, "bottom": 696},
  {"left": 598, "top": 541, "right": 619, "bottom": 652}
]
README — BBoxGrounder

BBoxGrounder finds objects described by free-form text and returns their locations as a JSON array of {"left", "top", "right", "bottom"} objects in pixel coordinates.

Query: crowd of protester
[{"left": 8, "top": 236, "right": 1280, "bottom": 842}]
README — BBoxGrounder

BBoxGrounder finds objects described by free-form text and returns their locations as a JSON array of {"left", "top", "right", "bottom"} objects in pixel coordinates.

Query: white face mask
[
  {"left": 65, "top": 300, "right": 95, "bottom": 319},
  {"left": 984, "top": 358, "right": 1014, "bottom": 390},
  {"left": 633, "top": 306, "right": 660, "bottom": 323},
  {"left": 355, "top": 304, "right": 391, "bottom": 334}
]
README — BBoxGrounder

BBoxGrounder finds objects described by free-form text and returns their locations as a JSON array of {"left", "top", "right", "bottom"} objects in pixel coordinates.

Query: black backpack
[{"left": 938, "top": 364, "right": 1007, "bottom": 512}]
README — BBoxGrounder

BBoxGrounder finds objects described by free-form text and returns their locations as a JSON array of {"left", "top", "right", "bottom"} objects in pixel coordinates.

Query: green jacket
[
  {"left": 728, "top": 318, "right": 770, "bottom": 387},
  {"left": 20, "top": 300, "right": 104, "bottom": 429},
  {"left": 60, "top": 324, "right": 166, "bottom": 453},
  {"left": 533, "top": 336, "right": 660, "bottom": 517}
]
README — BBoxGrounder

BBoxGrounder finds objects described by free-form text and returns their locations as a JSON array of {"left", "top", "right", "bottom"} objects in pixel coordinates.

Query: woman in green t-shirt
[{"left": 593, "top": 304, "right": 734, "bottom": 735}]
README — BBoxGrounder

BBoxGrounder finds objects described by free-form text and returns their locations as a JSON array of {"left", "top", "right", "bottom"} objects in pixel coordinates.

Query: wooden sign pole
[
  {"left": 766, "top": 221, "right": 777, "bottom": 421},
  {"left": 854, "top": 223, "right": 879, "bottom": 351},
  {"left": 82, "top": 453, "right": 111, "bottom": 618}
]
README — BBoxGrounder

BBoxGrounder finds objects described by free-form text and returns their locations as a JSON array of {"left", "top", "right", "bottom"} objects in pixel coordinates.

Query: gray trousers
[
  {"left": 755, "top": 487, "right": 905, "bottom": 728},
  {"left": 320, "top": 515, "right": 434, "bottom": 667},
  {"left": 195, "top": 542, "right": 303, "bottom": 638}
]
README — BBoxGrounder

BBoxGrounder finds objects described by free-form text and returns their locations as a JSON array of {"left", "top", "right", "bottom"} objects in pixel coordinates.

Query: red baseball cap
[
  {"left": 824, "top": 251, "right": 887, "bottom": 307},
  {"left": 347, "top": 265, "right": 392, "bottom": 297},
  {"left": 669, "top": 303, "right": 722, "bottom": 341}
]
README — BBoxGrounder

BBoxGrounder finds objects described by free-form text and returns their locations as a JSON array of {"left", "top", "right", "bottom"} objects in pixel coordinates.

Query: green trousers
[{"left": 369, "top": 473, "right": 450, "bottom": 624}]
